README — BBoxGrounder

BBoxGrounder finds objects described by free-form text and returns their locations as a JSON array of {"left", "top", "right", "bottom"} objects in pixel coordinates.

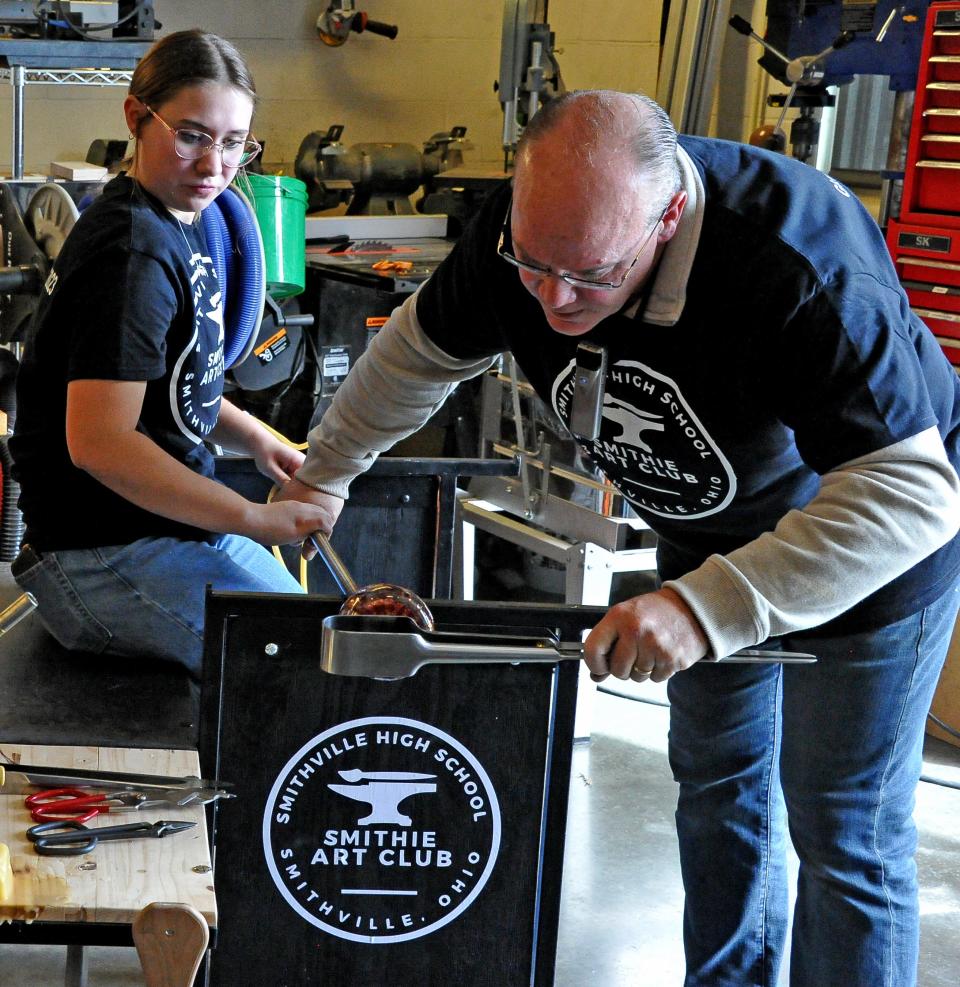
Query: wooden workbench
[{"left": 0, "top": 744, "right": 216, "bottom": 986}]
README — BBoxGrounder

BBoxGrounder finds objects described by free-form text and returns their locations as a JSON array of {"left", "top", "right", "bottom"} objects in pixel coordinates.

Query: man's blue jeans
[
  {"left": 13, "top": 534, "right": 304, "bottom": 677},
  {"left": 667, "top": 582, "right": 960, "bottom": 987}
]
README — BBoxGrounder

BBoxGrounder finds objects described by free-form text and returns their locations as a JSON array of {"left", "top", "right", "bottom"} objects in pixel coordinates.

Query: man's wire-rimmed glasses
[
  {"left": 142, "top": 103, "right": 262, "bottom": 168},
  {"left": 496, "top": 200, "right": 667, "bottom": 291}
]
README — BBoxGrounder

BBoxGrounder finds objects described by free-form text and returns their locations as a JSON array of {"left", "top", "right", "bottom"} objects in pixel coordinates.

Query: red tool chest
[{"left": 886, "top": 1, "right": 960, "bottom": 369}]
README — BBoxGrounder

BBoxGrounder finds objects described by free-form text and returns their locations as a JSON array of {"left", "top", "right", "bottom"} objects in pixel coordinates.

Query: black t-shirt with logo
[
  {"left": 415, "top": 136, "right": 960, "bottom": 634},
  {"left": 11, "top": 175, "right": 225, "bottom": 550}
]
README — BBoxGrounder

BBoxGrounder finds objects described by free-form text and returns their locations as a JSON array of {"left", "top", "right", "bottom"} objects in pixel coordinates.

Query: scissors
[
  {"left": 27, "top": 819, "right": 197, "bottom": 856},
  {"left": 24, "top": 787, "right": 163, "bottom": 823}
]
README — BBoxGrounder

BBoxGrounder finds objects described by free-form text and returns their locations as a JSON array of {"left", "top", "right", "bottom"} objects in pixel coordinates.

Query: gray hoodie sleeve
[
  {"left": 664, "top": 426, "right": 960, "bottom": 657},
  {"left": 295, "top": 289, "right": 499, "bottom": 499}
]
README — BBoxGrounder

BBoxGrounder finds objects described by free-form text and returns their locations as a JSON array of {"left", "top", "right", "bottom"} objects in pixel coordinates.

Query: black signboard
[{"left": 199, "top": 592, "right": 594, "bottom": 987}]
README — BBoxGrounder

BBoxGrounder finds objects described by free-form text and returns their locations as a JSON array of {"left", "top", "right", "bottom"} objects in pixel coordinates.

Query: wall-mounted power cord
[
  {"left": 928, "top": 711, "right": 960, "bottom": 743},
  {"left": 597, "top": 685, "right": 669, "bottom": 709}
]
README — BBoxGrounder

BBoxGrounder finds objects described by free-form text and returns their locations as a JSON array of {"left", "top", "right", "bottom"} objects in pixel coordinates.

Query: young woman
[{"left": 10, "top": 30, "right": 329, "bottom": 676}]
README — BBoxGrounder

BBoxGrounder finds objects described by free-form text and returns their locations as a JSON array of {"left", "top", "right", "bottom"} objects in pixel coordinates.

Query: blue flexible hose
[{"left": 201, "top": 187, "right": 265, "bottom": 369}]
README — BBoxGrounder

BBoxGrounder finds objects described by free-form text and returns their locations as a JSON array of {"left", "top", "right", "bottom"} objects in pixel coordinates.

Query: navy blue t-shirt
[
  {"left": 11, "top": 175, "right": 226, "bottom": 550},
  {"left": 416, "top": 136, "right": 960, "bottom": 633}
]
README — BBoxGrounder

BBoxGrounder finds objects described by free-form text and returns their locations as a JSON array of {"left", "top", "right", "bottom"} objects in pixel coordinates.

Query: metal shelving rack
[{"left": 0, "top": 39, "right": 150, "bottom": 178}]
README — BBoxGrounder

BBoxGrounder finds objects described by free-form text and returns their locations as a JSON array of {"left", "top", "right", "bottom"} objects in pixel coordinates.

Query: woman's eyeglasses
[{"left": 142, "top": 104, "right": 262, "bottom": 168}]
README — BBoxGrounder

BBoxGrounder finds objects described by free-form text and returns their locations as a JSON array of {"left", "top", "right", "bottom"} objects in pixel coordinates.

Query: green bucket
[{"left": 241, "top": 173, "right": 308, "bottom": 298}]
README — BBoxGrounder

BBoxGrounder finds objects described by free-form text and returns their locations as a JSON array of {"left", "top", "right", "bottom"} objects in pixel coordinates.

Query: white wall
[{"left": 1, "top": 1, "right": 663, "bottom": 176}]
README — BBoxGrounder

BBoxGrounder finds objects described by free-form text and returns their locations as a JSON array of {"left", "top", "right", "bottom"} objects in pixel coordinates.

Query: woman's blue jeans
[
  {"left": 667, "top": 582, "right": 960, "bottom": 987},
  {"left": 13, "top": 534, "right": 304, "bottom": 677}
]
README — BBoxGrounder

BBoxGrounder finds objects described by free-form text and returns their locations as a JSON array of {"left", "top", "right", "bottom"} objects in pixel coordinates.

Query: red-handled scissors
[{"left": 24, "top": 788, "right": 146, "bottom": 823}]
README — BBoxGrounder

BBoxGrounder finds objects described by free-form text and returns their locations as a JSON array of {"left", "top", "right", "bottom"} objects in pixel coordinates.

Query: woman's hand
[
  {"left": 241, "top": 498, "right": 334, "bottom": 547},
  {"left": 210, "top": 402, "right": 305, "bottom": 485},
  {"left": 249, "top": 431, "right": 306, "bottom": 486},
  {"left": 271, "top": 477, "right": 344, "bottom": 558}
]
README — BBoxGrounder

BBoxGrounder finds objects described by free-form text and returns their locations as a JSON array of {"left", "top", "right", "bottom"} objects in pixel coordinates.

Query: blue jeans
[
  {"left": 667, "top": 582, "right": 960, "bottom": 987},
  {"left": 13, "top": 535, "right": 304, "bottom": 677}
]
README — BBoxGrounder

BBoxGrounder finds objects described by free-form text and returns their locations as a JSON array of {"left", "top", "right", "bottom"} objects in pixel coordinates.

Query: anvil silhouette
[{"left": 329, "top": 770, "right": 438, "bottom": 825}]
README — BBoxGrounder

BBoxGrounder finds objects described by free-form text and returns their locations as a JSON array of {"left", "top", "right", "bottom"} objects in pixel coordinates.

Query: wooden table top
[{"left": 0, "top": 744, "right": 217, "bottom": 926}]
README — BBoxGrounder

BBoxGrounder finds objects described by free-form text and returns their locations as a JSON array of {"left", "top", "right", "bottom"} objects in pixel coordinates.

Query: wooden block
[
  {"left": 49, "top": 160, "right": 107, "bottom": 181},
  {"left": 133, "top": 901, "right": 209, "bottom": 987},
  {"left": 0, "top": 842, "right": 11, "bottom": 901}
]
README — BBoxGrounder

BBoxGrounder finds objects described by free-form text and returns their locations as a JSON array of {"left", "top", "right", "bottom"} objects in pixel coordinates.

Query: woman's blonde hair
[
  {"left": 128, "top": 28, "right": 256, "bottom": 114},
  {"left": 124, "top": 30, "right": 257, "bottom": 182}
]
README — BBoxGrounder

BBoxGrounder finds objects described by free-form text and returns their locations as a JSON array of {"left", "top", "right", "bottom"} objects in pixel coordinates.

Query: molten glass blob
[{"left": 339, "top": 582, "right": 435, "bottom": 631}]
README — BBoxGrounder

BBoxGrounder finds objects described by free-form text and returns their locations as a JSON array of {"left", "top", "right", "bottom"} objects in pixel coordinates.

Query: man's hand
[
  {"left": 272, "top": 476, "right": 345, "bottom": 559},
  {"left": 583, "top": 587, "right": 710, "bottom": 684}
]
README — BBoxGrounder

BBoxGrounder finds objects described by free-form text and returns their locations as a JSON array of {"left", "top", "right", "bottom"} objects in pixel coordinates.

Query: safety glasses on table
[
  {"left": 142, "top": 102, "right": 262, "bottom": 168},
  {"left": 496, "top": 199, "right": 667, "bottom": 291}
]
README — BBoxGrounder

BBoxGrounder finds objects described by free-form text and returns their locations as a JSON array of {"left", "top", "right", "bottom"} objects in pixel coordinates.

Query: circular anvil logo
[
  {"left": 552, "top": 358, "right": 736, "bottom": 520},
  {"left": 262, "top": 716, "right": 501, "bottom": 944}
]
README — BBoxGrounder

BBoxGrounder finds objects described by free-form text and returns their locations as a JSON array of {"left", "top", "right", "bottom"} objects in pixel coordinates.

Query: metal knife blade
[{"left": 0, "top": 763, "right": 234, "bottom": 797}]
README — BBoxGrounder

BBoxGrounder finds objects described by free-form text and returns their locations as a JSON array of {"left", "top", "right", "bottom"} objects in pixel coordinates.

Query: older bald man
[{"left": 277, "top": 90, "right": 960, "bottom": 987}]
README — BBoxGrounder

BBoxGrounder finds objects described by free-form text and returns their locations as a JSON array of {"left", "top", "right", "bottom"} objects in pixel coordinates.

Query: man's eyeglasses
[
  {"left": 142, "top": 103, "right": 262, "bottom": 168},
  {"left": 496, "top": 201, "right": 667, "bottom": 291}
]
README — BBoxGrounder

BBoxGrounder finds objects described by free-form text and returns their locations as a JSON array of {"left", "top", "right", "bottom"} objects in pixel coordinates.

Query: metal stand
[
  {"left": 464, "top": 365, "right": 657, "bottom": 608},
  {"left": 455, "top": 495, "right": 656, "bottom": 608},
  {"left": 0, "top": 39, "right": 149, "bottom": 178},
  {"left": 64, "top": 943, "right": 87, "bottom": 987},
  {"left": 454, "top": 493, "right": 656, "bottom": 739},
  {"left": 658, "top": 0, "right": 734, "bottom": 133},
  {"left": 462, "top": 364, "right": 661, "bottom": 737},
  {"left": 1, "top": 66, "right": 133, "bottom": 178}
]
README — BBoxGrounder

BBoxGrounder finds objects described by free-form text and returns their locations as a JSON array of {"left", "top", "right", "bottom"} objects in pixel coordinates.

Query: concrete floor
[
  {"left": 555, "top": 686, "right": 960, "bottom": 987},
  {"left": 2, "top": 686, "right": 958, "bottom": 986}
]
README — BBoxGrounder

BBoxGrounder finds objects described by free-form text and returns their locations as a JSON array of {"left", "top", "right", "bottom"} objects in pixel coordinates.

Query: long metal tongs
[
  {"left": 320, "top": 615, "right": 817, "bottom": 680},
  {"left": 0, "top": 762, "right": 234, "bottom": 806}
]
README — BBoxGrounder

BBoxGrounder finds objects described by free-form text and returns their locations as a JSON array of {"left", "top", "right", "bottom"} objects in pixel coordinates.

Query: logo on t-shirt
[
  {"left": 171, "top": 248, "right": 224, "bottom": 443},
  {"left": 552, "top": 358, "right": 736, "bottom": 520},
  {"left": 828, "top": 177, "right": 851, "bottom": 198}
]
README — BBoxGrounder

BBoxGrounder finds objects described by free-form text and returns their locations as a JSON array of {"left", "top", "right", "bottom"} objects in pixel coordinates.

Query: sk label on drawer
[
  {"left": 897, "top": 231, "right": 953, "bottom": 253},
  {"left": 935, "top": 8, "right": 960, "bottom": 28}
]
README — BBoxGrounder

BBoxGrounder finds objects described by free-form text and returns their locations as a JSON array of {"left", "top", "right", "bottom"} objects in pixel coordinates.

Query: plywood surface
[{"left": 0, "top": 745, "right": 216, "bottom": 926}]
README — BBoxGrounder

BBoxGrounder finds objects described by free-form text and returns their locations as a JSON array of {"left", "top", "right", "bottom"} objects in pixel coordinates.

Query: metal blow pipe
[
  {"left": 12, "top": 65, "right": 24, "bottom": 180},
  {"left": 0, "top": 592, "right": 36, "bottom": 634}
]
